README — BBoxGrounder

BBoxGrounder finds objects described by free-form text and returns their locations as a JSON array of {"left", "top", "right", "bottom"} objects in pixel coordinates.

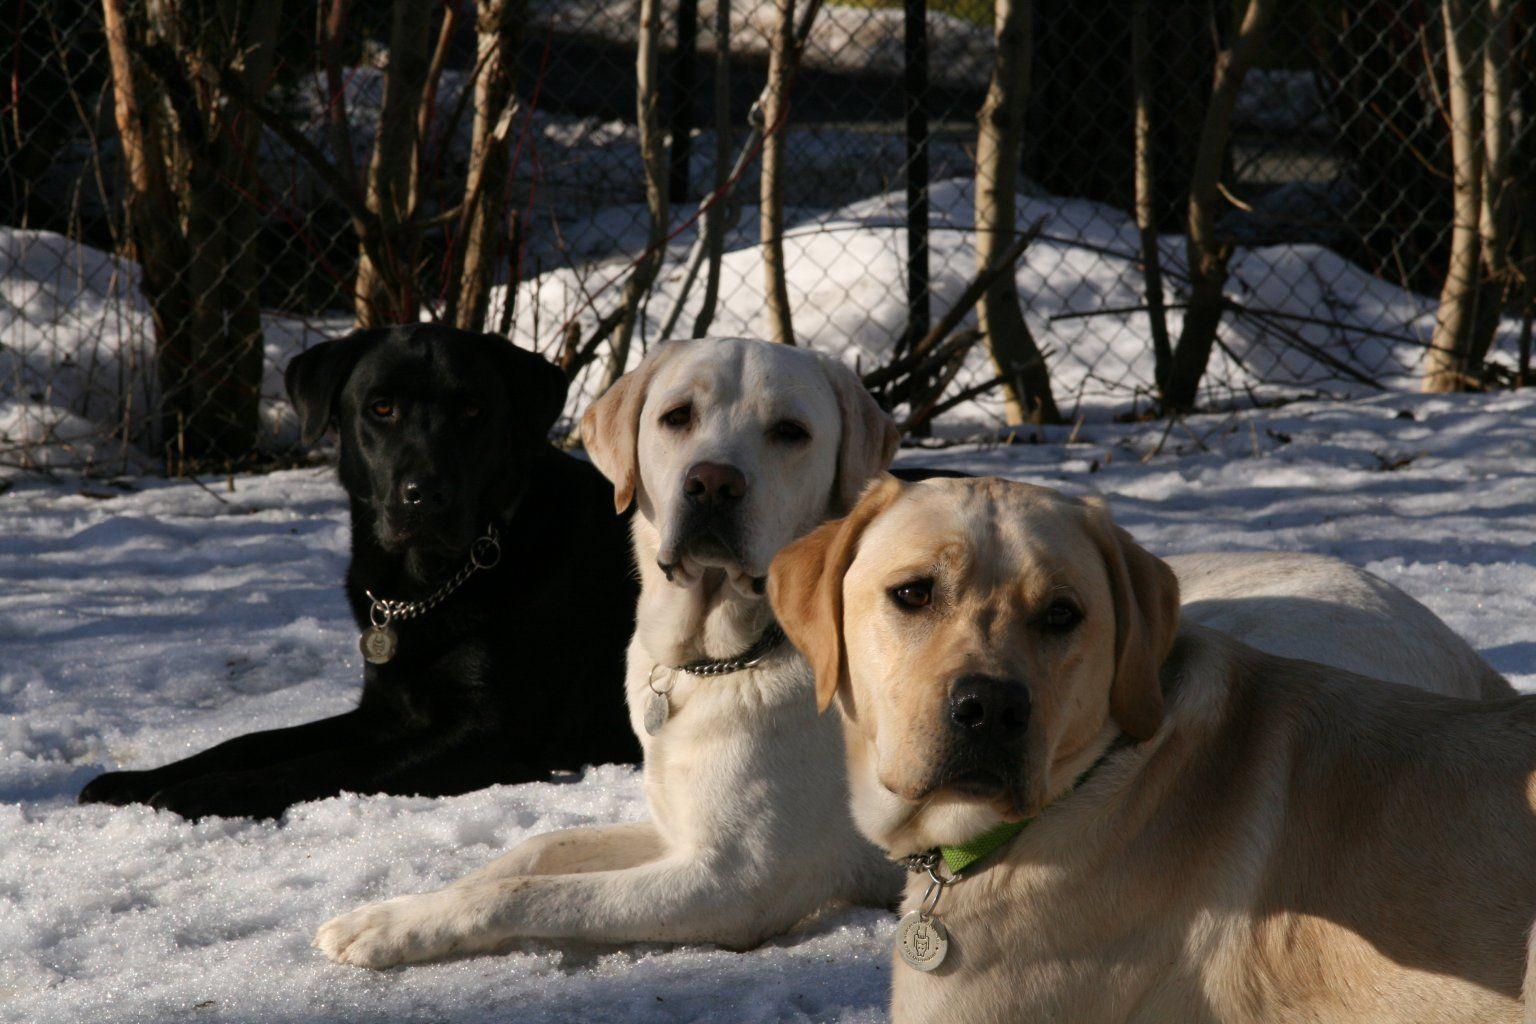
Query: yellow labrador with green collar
[{"left": 768, "top": 474, "right": 1535, "bottom": 1024}]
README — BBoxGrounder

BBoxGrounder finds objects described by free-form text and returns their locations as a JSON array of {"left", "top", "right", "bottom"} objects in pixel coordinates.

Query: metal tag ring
[
  {"left": 368, "top": 600, "right": 391, "bottom": 629},
  {"left": 470, "top": 535, "right": 501, "bottom": 570},
  {"left": 918, "top": 876, "right": 946, "bottom": 918},
  {"left": 647, "top": 664, "right": 674, "bottom": 696}
]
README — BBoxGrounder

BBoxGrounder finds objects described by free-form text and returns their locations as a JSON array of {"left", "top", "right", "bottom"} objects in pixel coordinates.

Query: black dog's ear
[
  {"left": 284, "top": 329, "right": 387, "bottom": 445},
  {"left": 487, "top": 334, "right": 568, "bottom": 438}
]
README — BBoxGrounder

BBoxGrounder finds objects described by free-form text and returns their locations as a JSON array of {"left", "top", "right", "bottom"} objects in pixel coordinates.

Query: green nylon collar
[{"left": 935, "top": 735, "right": 1127, "bottom": 876}]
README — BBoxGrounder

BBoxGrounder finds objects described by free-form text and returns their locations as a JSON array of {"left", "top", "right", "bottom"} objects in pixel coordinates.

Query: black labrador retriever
[{"left": 79, "top": 324, "right": 641, "bottom": 819}]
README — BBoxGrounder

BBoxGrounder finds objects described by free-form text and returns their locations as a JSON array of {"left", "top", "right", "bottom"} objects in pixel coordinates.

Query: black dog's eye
[
  {"left": 660, "top": 404, "right": 692, "bottom": 429},
  {"left": 369, "top": 399, "right": 395, "bottom": 420},
  {"left": 770, "top": 420, "right": 810, "bottom": 443},
  {"left": 889, "top": 579, "right": 933, "bottom": 610},
  {"left": 461, "top": 403, "right": 482, "bottom": 421},
  {"left": 1038, "top": 600, "right": 1083, "bottom": 633}
]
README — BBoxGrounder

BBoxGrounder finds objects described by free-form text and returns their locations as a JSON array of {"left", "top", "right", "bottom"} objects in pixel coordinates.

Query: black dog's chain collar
[
  {"left": 358, "top": 524, "right": 502, "bottom": 665},
  {"left": 642, "top": 623, "right": 787, "bottom": 736}
]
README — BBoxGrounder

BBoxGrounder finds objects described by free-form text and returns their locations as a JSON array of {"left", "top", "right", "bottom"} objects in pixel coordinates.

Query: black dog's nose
[
  {"left": 949, "top": 674, "right": 1030, "bottom": 737},
  {"left": 683, "top": 461, "right": 746, "bottom": 509},
  {"left": 399, "top": 476, "right": 447, "bottom": 510}
]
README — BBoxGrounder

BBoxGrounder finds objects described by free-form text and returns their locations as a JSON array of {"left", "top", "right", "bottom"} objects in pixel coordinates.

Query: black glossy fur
[{"left": 78, "top": 325, "right": 641, "bottom": 819}]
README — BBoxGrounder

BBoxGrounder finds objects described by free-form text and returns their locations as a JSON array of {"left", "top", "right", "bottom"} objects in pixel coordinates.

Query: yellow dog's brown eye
[
  {"left": 661, "top": 404, "right": 692, "bottom": 428},
  {"left": 369, "top": 399, "right": 395, "bottom": 419},
  {"left": 890, "top": 580, "right": 933, "bottom": 609},
  {"left": 770, "top": 420, "right": 810, "bottom": 443},
  {"left": 1039, "top": 600, "right": 1082, "bottom": 632}
]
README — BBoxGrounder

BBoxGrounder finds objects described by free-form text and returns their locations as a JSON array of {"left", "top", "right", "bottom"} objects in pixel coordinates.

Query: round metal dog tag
[
  {"left": 360, "top": 625, "right": 398, "bottom": 665},
  {"left": 643, "top": 691, "right": 671, "bottom": 736},
  {"left": 896, "top": 911, "right": 948, "bottom": 972}
]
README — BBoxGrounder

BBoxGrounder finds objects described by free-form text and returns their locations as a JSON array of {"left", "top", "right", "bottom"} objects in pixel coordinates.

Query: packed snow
[{"left": 2, "top": 387, "right": 1533, "bottom": 1023}]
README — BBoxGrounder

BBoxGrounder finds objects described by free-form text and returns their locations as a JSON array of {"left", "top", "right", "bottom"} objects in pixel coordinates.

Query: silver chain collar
[
  {"left": 674, "top": 623, "right": 787, "bottom": 676},
  {"left": 641, "top": 622, "right": 788, "bottom": 736},
  {"left": 357, "top": 525, "right": 502, "bottom": 665}
]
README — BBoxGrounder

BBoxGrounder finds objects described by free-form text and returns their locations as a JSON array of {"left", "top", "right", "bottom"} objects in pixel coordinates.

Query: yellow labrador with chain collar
[{"left": 769, "top": 474, "right": 1536, "bottom": 1024}]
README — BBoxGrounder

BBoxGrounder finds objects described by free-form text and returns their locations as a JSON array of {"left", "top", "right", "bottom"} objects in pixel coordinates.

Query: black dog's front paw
[
  {"left": 147, "top": 773, "right": 291, "bottom": 822},
  {"left": 79, "top": 769, "right": 165, "bottom": 807}
]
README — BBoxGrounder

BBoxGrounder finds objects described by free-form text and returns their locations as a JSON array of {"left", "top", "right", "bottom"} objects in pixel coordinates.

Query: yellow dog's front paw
[{"left": 314, "top": 894, "right": 456, "bottom": 969}]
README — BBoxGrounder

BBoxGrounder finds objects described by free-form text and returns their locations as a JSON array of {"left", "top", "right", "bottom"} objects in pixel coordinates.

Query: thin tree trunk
[
  {"left": 760, "top": 0, "right": 795, "bottom": 345},
  {"left": 1131, "top": 0, "right": 1171, "bottom": 395},
  {"left": 320, "top": 0, "right": 359, "bottom": 192},
  {"left": 355, "top": 0, "right": 434, "bottom": 326},
  {"left": 1519, "top": 215, "right": 1535, "bottom": 385},
  {"left": 974, "top": 0, "right": 1058, "bottom": 424},
  {"left": 668, "top": 0, "right": 699, "bottom": 205},
  {"left": 1161, "top": 0, "right": 1274, "bottom": 412},
  {"left": 1468, "top": 0, "right": 1514, "bottom": 369},
  {"left": 190, "top": 0, "right": 278, "bottom": 458},
  {"left": 450, "top": 0, "right": 522, "bottom": 332},
  {"left": 106, "top": 0, "right": 274, "bottom": 461},
  {"left": 1424, "top": 0, "right": 1485, "bottom": 392},
  {"left": 691, "top": 0, "right": 731, "bottom": 338},
  {"left": 1517, "top": 11, "right": 1535, "bottom": 387},
  {"left": 102, "top": 0, "right": 194, "bottom": 453},
  {"left": 598, "top": 0, "right": 669, "bottom": 394}
]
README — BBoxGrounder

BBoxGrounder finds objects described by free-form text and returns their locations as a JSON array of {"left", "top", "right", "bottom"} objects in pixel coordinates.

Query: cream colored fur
[
  {"left": 314, "top": 337, "right": 901, "bottom": 967},
  {"left": 1173, "top": 551, "right": 1512, "bottom": 699},
  {"left": 769, "top": 475, "right": 1531, "bottom": 1024}
]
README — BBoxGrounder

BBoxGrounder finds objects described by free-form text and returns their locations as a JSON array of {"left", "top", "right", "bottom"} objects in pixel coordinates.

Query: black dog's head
[{"left": 285, "top": 324, "right": 568, "bottom": 559}]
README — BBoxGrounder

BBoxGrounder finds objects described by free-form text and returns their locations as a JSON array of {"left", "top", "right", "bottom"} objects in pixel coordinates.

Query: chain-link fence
[{"left": 2, "top": 0, "right": 1532, "bottom": 475}]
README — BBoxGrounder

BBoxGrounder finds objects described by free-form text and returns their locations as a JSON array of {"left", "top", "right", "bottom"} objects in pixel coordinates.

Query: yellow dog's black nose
[{"left": 949, "top": 674, "right": 1030, "bottom": 738}]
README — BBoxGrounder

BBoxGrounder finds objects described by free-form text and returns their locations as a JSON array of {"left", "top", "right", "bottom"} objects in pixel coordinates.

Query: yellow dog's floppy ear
[
  {"left": 1081, "top": 496, "right": 1180, "bottom": 741},
  {"left": 817, "top": 352, "right": 901, "bottom": 514},
  {"left": 769, "top": 475, "right": 905, "bottom": 712},
  {"left": 580, "top": 344, "right": 680, "bottom": 513}
]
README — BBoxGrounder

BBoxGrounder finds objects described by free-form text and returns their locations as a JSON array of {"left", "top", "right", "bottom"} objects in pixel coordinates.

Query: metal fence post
[{"left": 903, "top": 0, "right": 931, "bottom": 364}]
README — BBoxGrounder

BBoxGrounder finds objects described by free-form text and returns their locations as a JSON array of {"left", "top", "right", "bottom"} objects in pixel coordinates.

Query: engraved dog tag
[
  {"left": 643, "top": 691, "right": 671, "bottom": 736},
  {"left": 896, "top": 911, "right": 949, "bottom": 971},
  {"left": 360, "top": 624, "right": 398, "bottom": 665}
]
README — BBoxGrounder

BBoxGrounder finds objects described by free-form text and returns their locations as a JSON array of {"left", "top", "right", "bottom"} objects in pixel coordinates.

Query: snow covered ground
[{"left": 3, "top": 387, "right": 1533, "bottom": 1023}]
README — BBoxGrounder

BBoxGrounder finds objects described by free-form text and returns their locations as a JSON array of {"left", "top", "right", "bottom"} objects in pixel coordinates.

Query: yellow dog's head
[{"left": 768, "top": 475, "right": 1178, "bottom": 855}]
